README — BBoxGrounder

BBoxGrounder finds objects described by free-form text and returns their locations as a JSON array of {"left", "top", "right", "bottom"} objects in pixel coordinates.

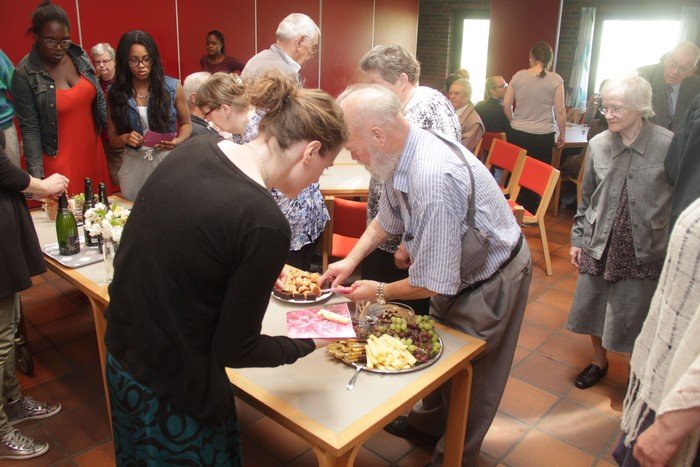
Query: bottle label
[{"left": 60, "top": 233, "right": 81, "bottom": 255}]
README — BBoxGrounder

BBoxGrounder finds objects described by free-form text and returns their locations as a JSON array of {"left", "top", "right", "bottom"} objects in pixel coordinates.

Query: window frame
[
  {"left": 450, "top": 8, "right": 491, "bottom": 83},
  {"left": 587, "top": 9, "right": 682, "bottom": 98}
]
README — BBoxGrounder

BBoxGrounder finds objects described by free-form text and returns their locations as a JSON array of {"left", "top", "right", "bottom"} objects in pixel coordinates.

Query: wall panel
[
  {"left": 374, "top": 0, "right": 419, "bottom": 54},
  {"left": 177, "top": 0, "right": 256, "bottom": 79},
  {"left": 1, "top": 0, "right": 79, "bottom": 64},
  {"left": 320, "top": 0, "right": 373, "bottom": 96},
  {"left": 486, "top": 0, "right": 561, "bottom": 82},
  {"left": 79, "top": 0, "right": 179, "bottom": 78},
  {"left": 256, "top": 0, "right": 321, "bottom": 88}
]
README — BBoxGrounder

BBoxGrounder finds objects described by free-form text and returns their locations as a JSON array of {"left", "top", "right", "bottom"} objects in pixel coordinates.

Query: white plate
[{"left": 271, "top": 290, "right": 333, "bottom": 305}]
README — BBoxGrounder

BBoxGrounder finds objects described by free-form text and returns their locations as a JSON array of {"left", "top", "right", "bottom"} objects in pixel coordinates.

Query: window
[
  {"left": 459, "top": 19, "right": 491, "bottom": 101},
  {"left": 593, "top": 19, "right": 681, "bottom": 92}
]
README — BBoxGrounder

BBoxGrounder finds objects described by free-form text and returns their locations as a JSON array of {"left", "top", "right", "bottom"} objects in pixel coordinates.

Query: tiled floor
[{"left": 8, "top": 210, "right": 627, "bottom": 466}]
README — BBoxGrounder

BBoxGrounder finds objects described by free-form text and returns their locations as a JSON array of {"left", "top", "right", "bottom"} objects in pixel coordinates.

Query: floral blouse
[
  {"left": 234, "top": 110, "right": 329, "bottom": 251},
  {"left": 367, "top": 86, "right": 461, "bottom": 252}
]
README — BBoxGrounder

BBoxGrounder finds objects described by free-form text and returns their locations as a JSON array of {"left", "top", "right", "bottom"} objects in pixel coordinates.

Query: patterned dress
[
  {"left": 234, "top": 110, "right": 329, "bottom": 251},
  {"left": 567, "top": 182, "right": 664, "bottom": 352}
]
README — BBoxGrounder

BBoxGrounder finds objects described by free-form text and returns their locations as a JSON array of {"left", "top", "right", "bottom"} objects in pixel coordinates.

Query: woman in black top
[
  {"left": 104, "top": 72, "right": 347, "bottom": 466},
  {"left": 0, "top": 131, "right": 67, "bottom": 460}
]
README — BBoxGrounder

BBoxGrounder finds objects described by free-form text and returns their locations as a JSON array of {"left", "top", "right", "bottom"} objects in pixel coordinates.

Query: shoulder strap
[{"left": 426, "top": 130, "right": 477, "bottom": 227}]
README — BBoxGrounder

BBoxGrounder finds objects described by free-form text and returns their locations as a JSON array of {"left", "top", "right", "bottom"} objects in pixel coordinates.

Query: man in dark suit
[
  {"left": 665, "top": 94, "right": 700, "bottom": 229},
  {"left": 474, "top": 75, "right": 511, "bottom": 133},
  {"left": 638, "top": 41, "right": 700, "bottom": 132}
]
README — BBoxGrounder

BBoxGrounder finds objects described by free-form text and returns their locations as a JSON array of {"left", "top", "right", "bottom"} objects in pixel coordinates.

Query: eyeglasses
[
  {"left": 204, "top": 106, "right": 220, "bottom": 119},
  {"left": 664, "top": 59, "right": 693, "bottom": 74},
  {"left": 600, "top": 105, "right": 626, "bottom": 116},
  {"left": 128, "top": 56, "right": 153, "bottom": 67},
  {"left": 41, "top": 37, "right": 72, "bottom": 49},
  {"left": 304, "top": 36, "right": 319, "bottom": 54},
  {"left": 93, "top": 59, "right": 112, "bottom": 66}
]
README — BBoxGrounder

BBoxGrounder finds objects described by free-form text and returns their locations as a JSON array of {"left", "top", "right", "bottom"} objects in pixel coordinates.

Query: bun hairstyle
[
  {"left": 28, "top": 0, "right": 70, "bottom": 36},
  {"left": 195, "top": 72, "right": 247, "bottom": 111},
  {"left": 530, "top": 41, "right": 553, "bottom": 78},
  {"left": 248, "top": 70, "right": 348, "bottom": 156}
]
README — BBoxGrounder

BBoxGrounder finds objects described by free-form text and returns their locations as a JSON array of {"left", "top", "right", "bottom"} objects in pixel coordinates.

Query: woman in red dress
[{"left": 12, "top": 1, "right": 111, "bottom": 196}]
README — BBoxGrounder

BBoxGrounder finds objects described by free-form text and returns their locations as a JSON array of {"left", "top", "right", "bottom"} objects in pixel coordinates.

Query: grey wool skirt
[{"left": 566, "top": 273, "right": 658, "bottom": 352}]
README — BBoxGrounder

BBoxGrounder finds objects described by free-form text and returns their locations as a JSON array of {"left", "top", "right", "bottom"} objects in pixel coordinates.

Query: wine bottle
[
  {"left": 56, "top": 193, "right": 80, "bottom": 255},
  {"left": 82, "top": 178, "right": 99, "bottom": 247},
  {"left": 98, "top": 182, "right": 110, "bottom": 208}
]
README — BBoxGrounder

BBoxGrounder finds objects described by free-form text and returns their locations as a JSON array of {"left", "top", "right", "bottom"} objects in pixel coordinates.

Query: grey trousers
[
  {"left": 407, "top": 242, "right": 532, "bottom": 466},
  {"left": 0, "top": 293, "right": 23, "bottom": 436}
]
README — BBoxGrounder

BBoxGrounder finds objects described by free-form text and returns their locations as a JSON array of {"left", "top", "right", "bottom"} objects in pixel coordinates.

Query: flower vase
[{"left": 103, "top": 239, "right": 118, "bottom": 284}]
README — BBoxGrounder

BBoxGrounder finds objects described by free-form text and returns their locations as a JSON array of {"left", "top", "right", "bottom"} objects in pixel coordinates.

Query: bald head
[
  {"left": 336, "top": 84, "right": 409, "bottom": 179},
  {"left": 485, "top": 75, "right": 507, "bottom": 100},
  {"left": 663, "top": 41, "right": 700, "bottom": 85},
  {"left": 337, "top": 84, "right": 402, "bottom": 130}
]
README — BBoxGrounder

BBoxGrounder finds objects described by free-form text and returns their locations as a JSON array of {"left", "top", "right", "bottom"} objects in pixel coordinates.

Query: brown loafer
[{"left": 575, "top": 363, "right": 608, "bottom": 389}]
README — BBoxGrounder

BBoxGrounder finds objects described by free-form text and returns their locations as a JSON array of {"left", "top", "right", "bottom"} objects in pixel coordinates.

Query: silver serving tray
[{"left": 331, "top": 337, "right": 443, "bottom": 374}]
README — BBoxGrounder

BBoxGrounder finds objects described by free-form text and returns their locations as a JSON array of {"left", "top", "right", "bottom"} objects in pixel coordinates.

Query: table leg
[
  {"left": 443, "top": 363, "right": 473, "bottom": 467},
  {"left": 86, "top": 297, "right": 112, "bottom": 431},
  {"left": 311, "top": 443, "right": 360, "bottom": 467}
]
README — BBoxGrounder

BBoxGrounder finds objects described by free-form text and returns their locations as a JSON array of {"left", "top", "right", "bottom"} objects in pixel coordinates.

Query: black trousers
[
  {"left": 506, "top": 127, "right": 556, "bottom": 214},
  {"left": 361, "top": 248, "right": 430, "bottom": 315}
]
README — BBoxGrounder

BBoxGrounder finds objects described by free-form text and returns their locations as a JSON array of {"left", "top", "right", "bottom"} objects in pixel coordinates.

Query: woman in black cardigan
[{"left": 0, "top": 131, "right": 67, "bottom": 461}]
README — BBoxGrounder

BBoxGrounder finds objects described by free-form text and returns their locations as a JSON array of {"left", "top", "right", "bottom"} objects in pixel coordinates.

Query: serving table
[{"left": 31, "top": 205, "right": 485, "bottom": 466}]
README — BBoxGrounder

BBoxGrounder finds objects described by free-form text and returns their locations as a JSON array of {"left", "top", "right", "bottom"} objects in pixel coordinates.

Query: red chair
[
  {"left": 477, "top": 131, "right": 506, "bottom": 162},
  {"left": 322, "top": 196, "right": 367, "bottom": 270},
  {"left": 508, "top": 156, "right": 560, "bottom": 275},
  {"left": 484, "top": 138, "right": 527, "bottom": 197}
]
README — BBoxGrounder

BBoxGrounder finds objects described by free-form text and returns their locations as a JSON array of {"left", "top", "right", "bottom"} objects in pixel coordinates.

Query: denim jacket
[
  {"left": 124, "top": 75, "right": 178, "bottom": 146},
  {"left": 572, "top": 120, "right": 674, "bottom": 265},
  {"left": 11, "top": 43, "right": 106, "bottom": 178}
]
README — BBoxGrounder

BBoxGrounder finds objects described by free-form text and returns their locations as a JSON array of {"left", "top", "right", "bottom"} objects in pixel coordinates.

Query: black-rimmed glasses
[
  {"left": 128, "top": 56, "right": 153, "bottom": 67},
  {"left": 42, "top": 37, "right": 72, "bottom": 49}
]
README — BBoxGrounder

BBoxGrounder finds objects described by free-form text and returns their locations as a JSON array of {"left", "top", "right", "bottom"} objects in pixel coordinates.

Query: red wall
[
  {"left": 1, "top": 0, "right": 418, "bottom": 97},
  {"left": 487, "top": 0, "right": 562, "bottom": 82}
]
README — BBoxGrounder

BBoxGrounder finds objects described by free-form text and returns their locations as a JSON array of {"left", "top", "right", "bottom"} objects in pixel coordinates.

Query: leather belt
[{"left": 459, "top": 235, "right": 524, "bottom": 294}]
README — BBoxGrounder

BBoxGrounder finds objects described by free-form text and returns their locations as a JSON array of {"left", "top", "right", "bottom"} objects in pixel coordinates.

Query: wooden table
[
  {"left": 319, "top": 150, "right": 371, "bottom": 200},
  {"left": 228, "top": 297, "right": 485, "bottom": 466},
  {"left": 32, "top": 207, "right": 485, "bottom": 466},
  {"left": 551, "top": 123, "right": 589, "bottom": 215}
]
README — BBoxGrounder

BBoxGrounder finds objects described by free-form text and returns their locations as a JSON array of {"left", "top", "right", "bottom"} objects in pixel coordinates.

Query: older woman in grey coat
[{"left": 567, "top": 74, "right": 673, "bottom": 390}]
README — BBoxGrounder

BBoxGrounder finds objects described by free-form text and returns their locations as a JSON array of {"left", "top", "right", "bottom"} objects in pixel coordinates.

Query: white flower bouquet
[{"left": 84, "top": 203, "right": 130, "bottom": 243}]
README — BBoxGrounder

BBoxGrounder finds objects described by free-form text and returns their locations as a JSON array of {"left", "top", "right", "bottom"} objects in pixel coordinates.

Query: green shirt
[{"left": 0, "top": 50, "right": 14, "bottom": 129}]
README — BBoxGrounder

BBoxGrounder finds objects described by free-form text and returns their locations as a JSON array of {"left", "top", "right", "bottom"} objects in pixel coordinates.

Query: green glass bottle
[
  {"left": 83, "top": 178, "right": 99, "bottom": 247},
  {"left": 56, "top": 193, "right": 80, "bottom": 255}
]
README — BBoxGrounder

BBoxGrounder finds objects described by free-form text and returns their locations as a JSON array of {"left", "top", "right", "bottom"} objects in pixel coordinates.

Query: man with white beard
[{"left": 320, "top": 84, "right": 532, "bottom": 466}]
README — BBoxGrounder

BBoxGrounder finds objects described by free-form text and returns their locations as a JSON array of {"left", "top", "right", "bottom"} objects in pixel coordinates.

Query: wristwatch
[{"left": 376, "top": 282, "right": 387, "bottom": 305}]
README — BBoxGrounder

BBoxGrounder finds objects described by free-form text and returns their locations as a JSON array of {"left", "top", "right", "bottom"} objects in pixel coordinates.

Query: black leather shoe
[
  {"left": 575, "top": 363, "right": 608, "bottom": 389},
  {"left": 384, "top": 416, "right": 440, "bottom": 445}
]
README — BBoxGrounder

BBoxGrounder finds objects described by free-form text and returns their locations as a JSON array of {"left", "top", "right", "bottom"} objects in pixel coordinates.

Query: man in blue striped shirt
[{"left": 323, "top": 84, "right": 532, "bottom": 466}]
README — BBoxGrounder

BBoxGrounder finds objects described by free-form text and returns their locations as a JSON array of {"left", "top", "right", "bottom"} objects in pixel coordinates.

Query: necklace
[
  {"left": 133, "top": 89, "right": 150, "bottom": 99},
  {"left": 247, "top": 144, "right": 270, "bottom": 186}
]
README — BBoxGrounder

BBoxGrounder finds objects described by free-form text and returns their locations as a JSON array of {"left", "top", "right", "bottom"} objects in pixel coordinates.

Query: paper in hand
[{"left": 143, "top": 130, "right": 177, "bottom": 148}]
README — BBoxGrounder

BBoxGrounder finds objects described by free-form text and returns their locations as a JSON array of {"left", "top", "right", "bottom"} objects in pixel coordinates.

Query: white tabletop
[{"left": 229, "top": 296, "right": 478, "bottom": 434}]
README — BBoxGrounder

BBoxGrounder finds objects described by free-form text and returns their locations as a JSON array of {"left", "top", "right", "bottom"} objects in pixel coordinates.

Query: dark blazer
[
  {"left": 665, "top": 94, "right": 700, "bottom": 228},
  {"left": 638, "top": 63, "right": 700, "bottom": 132}
]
